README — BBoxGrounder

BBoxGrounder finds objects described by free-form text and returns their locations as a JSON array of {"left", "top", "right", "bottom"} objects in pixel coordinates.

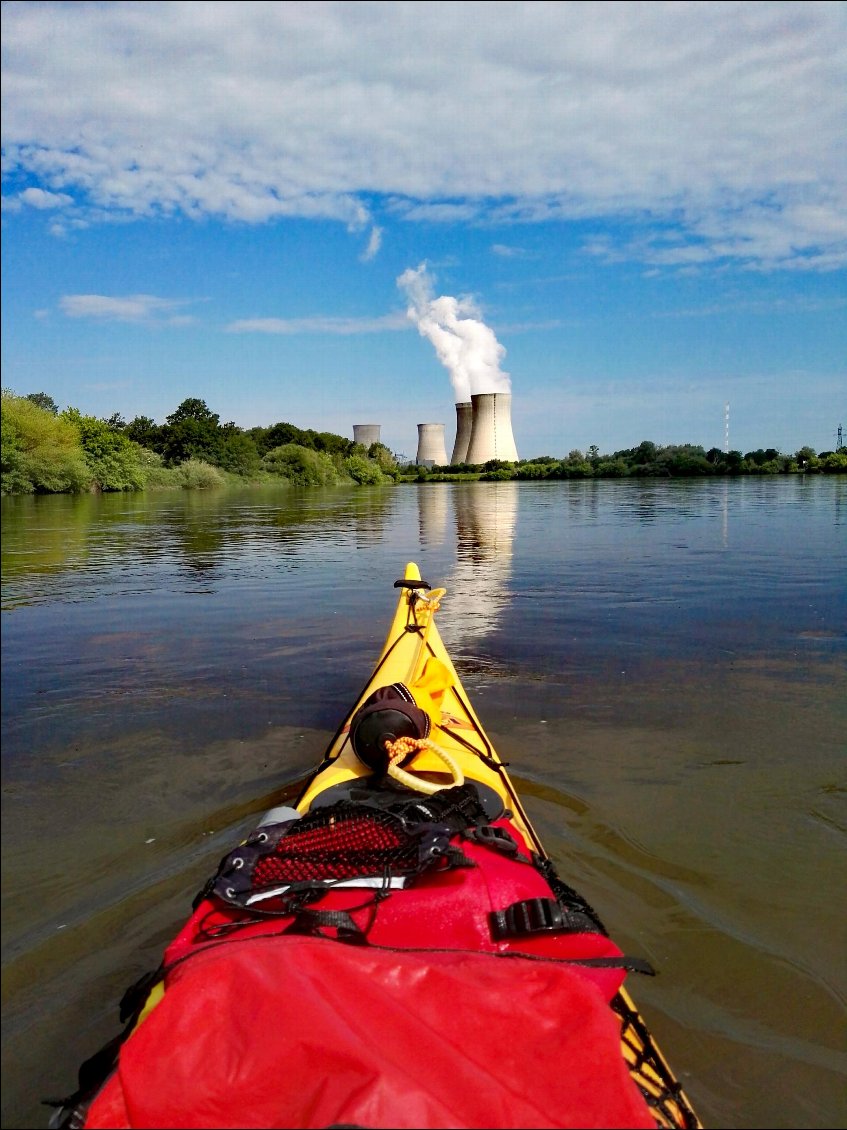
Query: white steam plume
[{"left": 397, "top": 263, "right": 510, "bottom": 402}]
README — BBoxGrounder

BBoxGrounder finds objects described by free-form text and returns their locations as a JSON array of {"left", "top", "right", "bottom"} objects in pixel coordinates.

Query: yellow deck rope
[
  {"left": 412, "top": 587, "right": 446, "bottom": 614},
  {"left": 384, "top": 735, "right": 464, "bottom": 795}
]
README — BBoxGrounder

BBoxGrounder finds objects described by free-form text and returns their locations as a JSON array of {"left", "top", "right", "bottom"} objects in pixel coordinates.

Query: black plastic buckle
[
  {"left": 467, "top": 824, "right": 520, "bottom": 857},
  {"left": 489, "top": 898, "right": 565, "bottom": 941}
]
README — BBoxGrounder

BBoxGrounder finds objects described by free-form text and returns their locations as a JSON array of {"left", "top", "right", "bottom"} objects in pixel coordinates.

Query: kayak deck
[
  {"left": 295, "top": 563, "right": 701, "bottom": 1130},
  {"left": 297, "top": 563, "right": 537, "bottom": 842},
  {"left": 52, "top": 562, "right": 702, "bottom": 1130}
]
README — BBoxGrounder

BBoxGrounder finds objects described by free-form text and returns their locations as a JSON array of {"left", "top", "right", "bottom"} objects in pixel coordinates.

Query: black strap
[
  {"left": 489, "top": 897, "right": 601, "bottom": 940},
  {"left": 284, "top": 906, "right": 369, "bottom": 944}
]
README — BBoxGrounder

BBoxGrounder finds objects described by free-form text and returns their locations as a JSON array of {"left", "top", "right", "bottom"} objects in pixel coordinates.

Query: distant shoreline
[{"left": 3, "top": 391, "right": 844, "bottom": 496}]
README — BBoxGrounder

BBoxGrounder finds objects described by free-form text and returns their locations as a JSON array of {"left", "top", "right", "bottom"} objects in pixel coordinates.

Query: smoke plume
[{"left": 397, "top": 263, "right": 510, "bottom": 403}]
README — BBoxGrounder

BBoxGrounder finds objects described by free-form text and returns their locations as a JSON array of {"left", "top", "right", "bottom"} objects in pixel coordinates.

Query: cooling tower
[
  {"left": 464, "top": 393, "right": 519, "bottom": 464},
  {"left": 353, "top": 424, "right": 381, "bottom": 448},
  {"left": 416, "top": 423, "right": 449, "bottom": 466},
  {"left": 450, "top": 402, "right": 473, "bottom": 464}
]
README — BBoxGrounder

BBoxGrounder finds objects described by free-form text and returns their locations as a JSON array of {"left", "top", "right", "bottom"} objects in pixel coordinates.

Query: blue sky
[{"left": 2, "top": 0, "right": 845, "bottom": 459}]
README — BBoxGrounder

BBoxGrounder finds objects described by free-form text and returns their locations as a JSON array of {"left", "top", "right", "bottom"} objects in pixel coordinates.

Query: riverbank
[{"left": 3, "top": 390, "right": 844, "bottom": 496}]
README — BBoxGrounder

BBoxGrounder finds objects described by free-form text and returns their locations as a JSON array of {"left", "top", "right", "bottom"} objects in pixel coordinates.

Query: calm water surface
[{"left": 2, "top": 478, "right": 845, "bottom": 1129}]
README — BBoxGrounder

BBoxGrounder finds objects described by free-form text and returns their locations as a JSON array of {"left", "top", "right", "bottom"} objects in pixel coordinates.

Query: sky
[{"left": 1, "top": 0, "right": 845, "bottom": 460}]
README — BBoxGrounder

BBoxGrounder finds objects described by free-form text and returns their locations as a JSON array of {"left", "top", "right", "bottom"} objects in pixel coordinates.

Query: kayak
[{"left": 51, "top": 562, "right": 702, "bottom": 1130}]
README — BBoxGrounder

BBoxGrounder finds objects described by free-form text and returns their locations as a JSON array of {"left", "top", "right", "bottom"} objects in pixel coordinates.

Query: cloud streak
[
  {"left": 2, "top": 1, "right": 845, "bottom": 269},
  {"left": 59, "top": 294, "right": 197, "bottom": 325},
  {"left": 225, "top": 312, "right": 409, "bottom": 335}
]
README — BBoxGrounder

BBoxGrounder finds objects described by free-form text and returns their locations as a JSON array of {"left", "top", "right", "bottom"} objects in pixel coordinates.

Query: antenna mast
[{"left": 724, "top": 403, "right": 730, "bottom": 454}]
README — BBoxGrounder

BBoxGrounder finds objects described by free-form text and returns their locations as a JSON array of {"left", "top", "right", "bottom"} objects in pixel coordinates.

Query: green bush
[
  {"left": 262, "top": 444, "right": 340, "bottom": 486},
  {"left": 343, "top": 454, "right": 390, "bottom": 485},
  {"left": 820, "top": 451, "right": 847, "bottom": 473},
  {"left": 136, "top": 448, "right": 183, "bottom": 488},
  {"left": 368, "top": 443, "right": 398, "bottom": 472},
  {"left": 515, "top": 462, "right": 552, "bottom": 479},
  {"left": 62, "top": 409, "right": 148, "bottom": 491},
  {"left": 1, "top": 391, "right": 91, "bottom": 494},
  {"left": 176, "top": 459, "right": 227, "bottom": 489},
  {"left": 216, "top": 431, "right": 262, "bottom": 477},
  {"left": 595, "top": 458, "right": 630, "bottom": 478}
]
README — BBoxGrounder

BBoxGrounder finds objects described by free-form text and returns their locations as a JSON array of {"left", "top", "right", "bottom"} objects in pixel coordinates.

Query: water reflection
[
  {"left": 721, "top": 478, "right": 729, "bottom": 549},
  {"left": 834, "top": 475, "right": 845, "bottom": 526},
  {"left": 417, "top": 485, "right": 449, "bottom": 547},
  {"left": 0, "top": 486, "right": 395, "bottom": 609},
  {"left": 417, "top": 482, "right": 519, "bottom": 651},
  {"left": 572, "top": 478, "right": 600, "bottom": 519}
]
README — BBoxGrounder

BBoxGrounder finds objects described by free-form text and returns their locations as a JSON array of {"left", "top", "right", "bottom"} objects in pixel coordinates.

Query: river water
[{"left": 2, "top": 477, "right": 845, "bottom": 1129}]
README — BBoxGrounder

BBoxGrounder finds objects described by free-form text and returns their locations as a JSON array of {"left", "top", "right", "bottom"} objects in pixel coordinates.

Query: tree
[
  {"left": 634, "top": 440, "right": 658, "bottom": 464},
  {"left": 515, "top": 461, "right": 552, "bottom": 479},
  {"left": 25, "top": 392, "right": 60, "bottom": 415},
  {"left": 820, "top": 450, "right": 847, "bottom": 473},
  {"left": 312, "top": 430, "right": 353, "bottom": 456},
  {"left": 794, "top": 446, "right": 819, "bottom": 472},
  {"left": 160, "top": 400, "right": 223, "bottom": 467},
  {"left": 126, "top": 416, "right": 162, "bottom": 449},
  {"left": 250, "top": 421, "right": 309, "bottom": 455},
  {"left": 658, "top": 445, "right": 712, "bottom": 476},
  {"left": 217, "top": 431, "right": 261, "bottom": 477},
  {"left": 344, "top": 453, "right": 390, "bottom": 484},
  {"left": 596, "top": 457, "right": 629, "bottom": 477},
  {"left": 61, "top": 408, "right": 147, "bottom": 491},
  {"left": 2, "top": 390, "right": 90, "bottom": 493},
  {"left": 166, "top": 398, "right": 220, "bottom": 427},
  {"left": 368, "top": 442, "right": 396, "bottom": 468},
  {"left": 160, "top": 417, "right": 225, "bottom": 467}
]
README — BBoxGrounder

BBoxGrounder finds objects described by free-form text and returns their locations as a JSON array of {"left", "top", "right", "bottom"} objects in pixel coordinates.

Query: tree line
[
  {"left": 417, "top": 439, "right": 847, "bottom": 481},
  {"left": 2, "top": 390, "right": 844, "bottom": 496},
  {"left": 1, "top": 391, "right": 398, "bottom": 495}
]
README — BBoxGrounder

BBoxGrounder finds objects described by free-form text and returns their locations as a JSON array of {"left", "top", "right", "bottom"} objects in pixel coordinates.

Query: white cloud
[
  {"left": 491, "top": 244, "right": 535, "bottom": 260},
  {"left": 2, "top": 1, "right": 845, "bottom": 268},
  {"left": 225, "top": 312, "right": 409, "bottom": 334},
  {"left": 59, "top": 294, "right": 196, "bottom": 324},
  {"left": 19, "top": 186, "right": 72, "bottom": 209},
  {"left": 360, "top": 225, "right": 383, "bottom": 262}
]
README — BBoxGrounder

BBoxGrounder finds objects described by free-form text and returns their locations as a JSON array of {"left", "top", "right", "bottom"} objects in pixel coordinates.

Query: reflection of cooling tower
[
  {"left": 439, "top": 480, "right": 520, "bottom": 650},
  {"left": 417, "top": 484, "right": 449, "bottom": 546},
  {"left": 416, "top": 423, "right": 449, "bottom": 466},
  {"left": 465, "top": 393, "right": 519, "bottom": 464},
  {"left": 353, "top": 424, "right": 381, "bottom": 448},
  {"left": 450, "top": 402, "right": 473, "bottom": 464}
]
